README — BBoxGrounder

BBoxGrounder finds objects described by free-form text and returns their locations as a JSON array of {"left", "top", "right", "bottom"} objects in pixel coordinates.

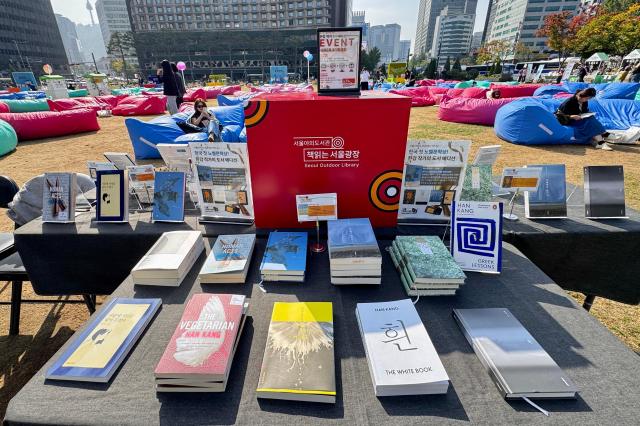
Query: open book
[{"left": 580, "top": 112, "right": 596, "bottom": 119}]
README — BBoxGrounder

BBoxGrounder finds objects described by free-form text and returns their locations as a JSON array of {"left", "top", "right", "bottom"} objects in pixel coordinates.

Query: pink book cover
[{"left": 155, "top": 293, "right": 245, "bottom": 377}]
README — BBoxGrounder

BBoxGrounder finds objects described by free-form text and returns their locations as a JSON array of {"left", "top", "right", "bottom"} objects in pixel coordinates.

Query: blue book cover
[
  {"left": 152, "top": 171, "right": 186, "bottom": 222},
  {"left": 327, "top": 218, "right": 381, "bottom": 262},
  {"left": 96, "top": 169, "right": 128, "bottom": 222},
  {"left": 525, "top": 164, "right": 567, "bottom": 218},
  {"left": 46, "top": 298, "right": 161, "bottom": 383},
  {"left": 260, "top": 232, "right": 308, "bottom": 273}
]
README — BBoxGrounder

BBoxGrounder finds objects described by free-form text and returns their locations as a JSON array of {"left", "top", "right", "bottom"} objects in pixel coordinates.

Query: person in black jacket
[
  {"left": 171, "top": 62, "right": 186, "bottom": 108},
  {"left": 555, "top": 88, "right": 612, "bottom": 150},
  {"left": 577, "top": 64, "right": 588, "bottom": 82},
  {"left": 157, "top": 60, "right": 179, "bottom": 114}
]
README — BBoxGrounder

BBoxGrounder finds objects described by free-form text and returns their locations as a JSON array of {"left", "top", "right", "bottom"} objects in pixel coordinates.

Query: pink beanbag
[
  {"left": 179, "top": 102, "right": 194, "bottom": 113},
  {"left": 204, "top": 87, "right": 222, "bottom": 99},
  {"left": 460, "top": 87, "right": 488, "bottom": 99},
  {"left": 0, "top": 109, "right": 100, "bottom": 141},
  {"left": 0, "top": 102, "right": 8, "bottom": 113},
  {"left": 112, "top": 95, "right": 167, "bottom": 116},
  {"left": 389, "top": 87, "right": 436, "bottom": 107},
  {"left": 427, "top": 87, "right": 450, "bottom": 96},
  {"left": 183, "top": 88, "right": 207, "bottom": 102},
  {"left": 438, "top": 96, "right": 516, "bottom": 126},
  {"left": 47, "top": 97, "right": 113, "bottom": 114},
  {"left": 445, "top": 88, "right": 465, "bottom": 98},
  {"left": 221, "top": 85, "right": 241, "bottom": 95},
  {"left": 489, "top": 83, "right": 542, "bottom": 98}
]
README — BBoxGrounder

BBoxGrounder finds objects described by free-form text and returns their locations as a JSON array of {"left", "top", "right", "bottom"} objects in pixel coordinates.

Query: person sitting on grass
[
  {"left": 190, "top": 98, "right": 221, "bottom": 142},
  {"left": 554, "top": 88, "right": 612, "bottom": 151}
]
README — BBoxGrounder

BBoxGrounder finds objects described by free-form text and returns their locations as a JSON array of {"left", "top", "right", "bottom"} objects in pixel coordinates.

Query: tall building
[
  {"left": 369, "top": 24, "right": 401, "bottom": 63},
  {"left": 484, "top": 0, "right": 580, "bottom": 56},
  {"left": 0, "top": 0, "right": 69, "bottom": 77},
  {"left": 470, "top": 31, "right": 483, "bottom": 52},
  {"left": 126, "top": 0, "right": 351, "bottom": 81},
  {"left": 96, "top": 0, "right": 134, "bottom": 47},
  {"left": 431, "top": 11, "right": 474, "bottom": 63},
  {"left": 76, "top": 23, "right": 108, "bottom": 64},
  {"left": 414, "top": 0, "right": 477, "bottom": 57},
  {"left": 579, "top": 0, "right": 602, "bottom": 15},
  {"left": 399, "top": 40, "right": 412, "bottom": 62},
  {"left": 55, "top": 14, "right": 84, "bottom": 65},
  {"left": 351, "top": 10, "right": 370, "bottom": 49}
]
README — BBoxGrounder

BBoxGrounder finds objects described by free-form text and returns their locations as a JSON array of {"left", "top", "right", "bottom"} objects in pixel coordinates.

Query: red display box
[{"left": 245, "top": 91, "right": 411, "bottom": 228}]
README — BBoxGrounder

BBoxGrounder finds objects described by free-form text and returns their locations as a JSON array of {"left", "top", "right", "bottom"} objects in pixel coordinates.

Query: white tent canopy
[
  {"left": 623, "top": 49, "right": 640, "bottom": 61},
  {"left": 586, "top": 52, "right": 609, "bottom": 62}
]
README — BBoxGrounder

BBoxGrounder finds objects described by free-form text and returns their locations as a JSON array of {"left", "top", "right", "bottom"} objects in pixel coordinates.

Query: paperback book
[
  {"left": 86, "top": 161, "right": 116, "bottom": 180},
  {"left": 157, "top": 143, "right": 198, "bottom": 202},
  {"left": 472, "top": 145, "right": 501, "bottom": 166},
  {"left": 356, "top": 299, "right": 450, "bottom": 396},
  {"left": 96, "top": 169, "right": 129, "bottom": 222},
  {"left": 260, "top": 232, "right": 307, "bottom": 282},
  {"left": 190, "top": 142, "right": 254, "bottom": 224},
  {"left": 152, "top": 171, "right": 186, "bottom": 223},
  {"left": 584, "top": 165, "right": 626, "bottom": 219},
  {"left": 398, "top": 140, "right": 471, "bottom": 224},
  {"left": 451, "top": 201, "right": 503, "bottom": 274},
  {"left": 327, "top": 218, "right": 381, "bottom": 284},
  {"left": 42, "top": 173, "right": 76, "bottom": 223},
  {"left": 127, "top": 165, "right": 155, "bottom": 204},
  {"left": 524, "top": 164, "right": 567, "bottom": 219},
  {"left": 103, "top": 152, "right": 136, "bottom": 170},
  {"left": 131, "top": 231, "right": 205, "bottom": 286},
  {"left": 460, "top": 164, "right": 493, "bottom": 202},
  {"left": 198, "top": 234, "right": 256, "bottom": 283},
  {"left": 257, "top": 302, "right": 335, "bottom": 403},
  {"left": 154, "top": 294, "right": 247, "bottom": 392},
  {"left": 46, "top": 297, "right": 161, "bottom": 382}
]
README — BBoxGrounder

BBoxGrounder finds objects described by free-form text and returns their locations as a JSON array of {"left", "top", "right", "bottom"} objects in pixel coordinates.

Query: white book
[
  {"left": 131, "top": 231, "right": 204, "bottom": 285},
  {"left": 330, "top": 268, "right": 381, "bottom": 277},
  {"left": 261, "top": 274, "right": 305, "bottom": 282},
  {"left": 331, "top": 276, "right": 381, "bottom": 285},
  {"left": 356, "top": 299, "right": 450, "bottom": 396}
]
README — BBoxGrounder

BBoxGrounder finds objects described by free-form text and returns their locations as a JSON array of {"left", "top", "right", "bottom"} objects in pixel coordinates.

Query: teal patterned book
[
  {"left": 395, "top": 236, "right": 466, "bottom": 283},
  {"left": 389, "top": 244, "right": 457, "bottom": 296},
  {"left": 460, "top": 165, "right": 493, "bottom": 202}
]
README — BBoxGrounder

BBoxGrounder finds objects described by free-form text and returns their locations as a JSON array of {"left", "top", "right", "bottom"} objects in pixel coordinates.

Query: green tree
[
  {"left": 476, "top": 40, "right": 510, "bottom": 64},
  {"left": 452, "top": 58, "right": 462, "bottom": 71},
  {"left": 425, "top": 58, "right": 437, "bottom": 78},
  {"left": 536, "top": 12, "right": 586, "bottom": 69},
  {"left": 443, "top": 57, "right": 451, "bottom": 72},
  {"left": 107, "top": 31, "right": 136, "bottom": 82},
  {"left": 574, "top": 4, "right": 640, "bottom": 56}
]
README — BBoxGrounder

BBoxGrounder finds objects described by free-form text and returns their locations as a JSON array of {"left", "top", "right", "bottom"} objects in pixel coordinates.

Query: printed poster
[
  {"left": 451, "top": 201, "right": 503, "bottom": 274},
  {"left": 190, "top": 142, "right": 254, "bottom": 222},
  {"left": 318, "top": 28, "right": 361, "bottom": 93},
  {"left": 398, "top": 140, "right": 471, "bottom": 224},
  {"left": 270, "top": 65, "right": 288, "bottom": 84}
]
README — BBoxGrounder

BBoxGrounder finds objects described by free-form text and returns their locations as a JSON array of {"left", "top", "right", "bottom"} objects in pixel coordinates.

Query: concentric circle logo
[
  {"left": 331, "top": 137, "right": 345, "bottom": 148},
  {"left": 369, "top": 170, "right": 403, "bottom": 212},
  {"left": 244, "top": 100, "right": 269, "bottom": 128}
]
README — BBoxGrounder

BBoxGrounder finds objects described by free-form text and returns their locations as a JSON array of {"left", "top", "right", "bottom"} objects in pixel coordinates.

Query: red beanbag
[
  {"left": 183, "top": 88, "right": 207, "bottom": 102},
  {"left": 204, "top": 87, "right": 222, "bottom": 99},
  {"left": 221, "top": 85, "right": 241, "bottom": 95},
  {"left": 438, "top": 96, "right": 516, "bottom": 126},
  {"left": 389, "top": 87, "right": 436, "bottom": 107},
  {"left": 460, "top": 87, "right": 488, "bottom": 99},
  {"left": 445, "top": 88, "right": 465, "bottom": 98},
  {"left": 427, "top": 87, "right": 450, "bottom": 96},
  {"left": 0, "top": 102, "right": 8, "bottom": 113},
  {"left": 0, "top": 109, "right": 100, "bottom": 141},
  {"left": 112, "top": 95, "right": 167, "bottom": 116},
  {"left": 489, "top": 83, "right": 542, "bottom": 98},
  {"left": 179, "top": 102, "right": 194, "bottom": 113}
]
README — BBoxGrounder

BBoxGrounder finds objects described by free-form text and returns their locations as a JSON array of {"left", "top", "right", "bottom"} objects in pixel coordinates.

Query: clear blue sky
[{"left": 51, "top": 0, "right": 491, "bottom": 43}]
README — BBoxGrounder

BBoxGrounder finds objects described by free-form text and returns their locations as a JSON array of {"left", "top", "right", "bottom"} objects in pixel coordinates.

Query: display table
[
  {"left": 499, "top": 184, "right": 640, "bottom": 306},
  {"left": 5, "top": 239, "right": 640, "bottom": 425}
]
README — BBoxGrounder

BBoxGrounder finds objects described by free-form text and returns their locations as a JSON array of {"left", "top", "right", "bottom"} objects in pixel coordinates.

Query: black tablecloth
[
  {"left": 5, "top": 240, "right": 640, "bottom": 425},
  {"left": 499, "top": 185, "right": 640, "bottom": 304}
]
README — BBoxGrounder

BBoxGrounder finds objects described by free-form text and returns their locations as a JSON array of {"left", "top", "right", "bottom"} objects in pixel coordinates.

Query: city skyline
[{"left": 51, "top": 0, "right": 491, "bottom": 44}]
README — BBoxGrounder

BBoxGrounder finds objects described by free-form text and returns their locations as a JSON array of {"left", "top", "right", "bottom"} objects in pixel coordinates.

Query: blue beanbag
[
  {"left": 175, "top": 132, "right": 208, "bottom": 143},
  {"left": 125, "top": 116, "right": 186, "bottom": 159},
  {"left": 533, "top": 85, "right": 568, "bottom": 97},
  {"left": 587, "top": 99, "right": 640, "bottom": 130},
  {"left": 221, "top": 125, "right": 243, "bottom": 142},
  {"left": 239, "top": 127, "right": 247, "bottom": 142},
  {"left": 595, "top": 82, "right": 640, "bottom": 100}
]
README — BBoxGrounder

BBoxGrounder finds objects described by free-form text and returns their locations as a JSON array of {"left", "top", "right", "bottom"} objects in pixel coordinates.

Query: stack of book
[
  {"left": 131, "top": 231, "right": 204, "bottom": 286},
  {"left": 259, "top": 232, "right": 307, "bottom": 282},
  {"left": 390, "top": 235, "right": 466, "bottom": 296},
  {"left": 154, "top": 293, "right": 249, "bottom": 392},
  {"left": 198, "top": 234, "right": 256, "bottom": 284},
  {"left": 327, "top": 218, "right": 381, "bottom": 285},
  {"left": 356, "top": 299, "right": 450, "bottom": 396}
]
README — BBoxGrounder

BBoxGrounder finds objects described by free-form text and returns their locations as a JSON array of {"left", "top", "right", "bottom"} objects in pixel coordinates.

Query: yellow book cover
[
  {"left": 99, "top": 173, "right": 122, "bottom": 218},
  {"left": 63, "top": 303, "right": 150, "bottom": 369},
  {"left": 257, "top": 302, "right": 335, "bottom": 397}
]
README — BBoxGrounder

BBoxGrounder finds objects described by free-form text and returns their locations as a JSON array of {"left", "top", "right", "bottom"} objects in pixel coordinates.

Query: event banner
[
  {"left": 562, "top": 62, "right": 576, "bottom": 81},
  {"left": 398, "top": 140, "right": 471, "bottom": 224},
  {"left": 189, "top": 142, "right": 254, "bottom": 223},
  {"left": 451, "top": 201, "right": 503, "bottom": 274},
  {"left": 245, "top": 91, "right": 411, "bottom": 228},
  {"left": 317, "top": 28, "right": 361, "bottom": 94},
  {"left": 270, "top": 65, "right": 288, "bottom": 84},
  {"left": 534, "top": 64, "right": 545, "bottom": 81}
]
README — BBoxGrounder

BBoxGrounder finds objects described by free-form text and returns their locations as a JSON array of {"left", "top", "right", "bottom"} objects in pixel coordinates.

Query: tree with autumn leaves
[
  {"left": 573, "top": 3, "right": 640, "bottom": 57},
  {"left": 536, "top": 11, "right": 587, "bottom": 68}
]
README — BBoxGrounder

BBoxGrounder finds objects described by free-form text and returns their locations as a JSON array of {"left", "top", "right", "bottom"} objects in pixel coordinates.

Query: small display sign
[
  {"left": 296, "top": 193, "right": 338, "bottom": 222},
  {"left": 317, "top": 27, "right": 362, "bottom": 95}
]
